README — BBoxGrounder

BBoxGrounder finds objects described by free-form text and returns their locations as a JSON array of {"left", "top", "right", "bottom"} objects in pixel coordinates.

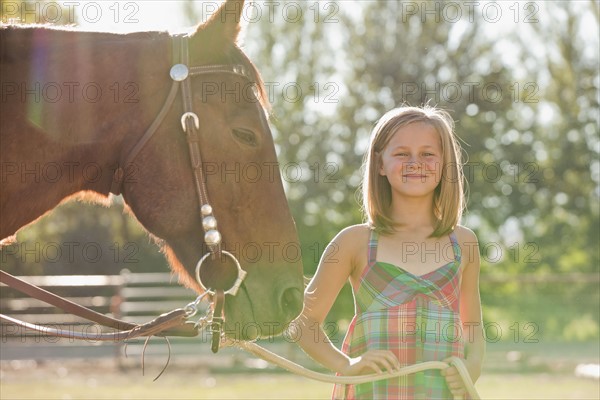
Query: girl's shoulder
[
  {"left": 331, "top": 223, "right": 372, "bottom": 273},
  {"left": 454, "top": 225, "right": 477, "bottom": 243},
  {"left": 333, "top": 223, "right": 373, "bottom": 245},
  {"left": 452, "top": 224, "right": 479, "bottom": 244},
  {"left": 452, "top": 225, "right": 480, "bottom": 266}
]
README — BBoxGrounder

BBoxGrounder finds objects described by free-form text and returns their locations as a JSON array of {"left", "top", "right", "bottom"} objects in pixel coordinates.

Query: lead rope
[
  {"left": 186, "top": 292, "right": 479, "bottom": 399},
  {"left": 221, "top": 338, "right": 480, "bottom": 400}
]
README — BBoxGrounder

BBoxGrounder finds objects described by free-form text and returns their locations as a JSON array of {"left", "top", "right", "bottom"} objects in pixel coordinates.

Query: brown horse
[{"left": 0, "top": 0, "right": 303, "bottom": 340}]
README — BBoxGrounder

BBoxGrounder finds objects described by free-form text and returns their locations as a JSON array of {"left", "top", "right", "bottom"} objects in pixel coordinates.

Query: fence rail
[{"left": 0, "top": 270, "right": 203, "bottom": 362}]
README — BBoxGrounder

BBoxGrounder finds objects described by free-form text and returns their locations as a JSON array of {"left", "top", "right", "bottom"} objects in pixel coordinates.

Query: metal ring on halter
[
  {"left": 181, "top": 112, "right": 200, "bottom": 131},
  {"left": 183, "top": 292, "right": 211, "bottom": 318},
  {"left": 195, "top": 250, "right": 247, "bottom": 297}
]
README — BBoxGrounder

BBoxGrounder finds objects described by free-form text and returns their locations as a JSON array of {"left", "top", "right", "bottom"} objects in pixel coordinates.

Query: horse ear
[{"left": 194, "top": 0, "right": 245, "bottom": 44}]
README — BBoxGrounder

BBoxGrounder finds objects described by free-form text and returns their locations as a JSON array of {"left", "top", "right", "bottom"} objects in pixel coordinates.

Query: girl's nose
[{"left": 406, "top": 160, "right": 419, "bottom": 171}]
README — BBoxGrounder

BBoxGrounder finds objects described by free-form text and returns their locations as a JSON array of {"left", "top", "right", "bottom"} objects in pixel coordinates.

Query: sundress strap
[
  {"left": 367, "top": 229, "right": 379, "bottom": 265},
  {"left": 448, "top": 231, "right": 462, "bottom": 263}
]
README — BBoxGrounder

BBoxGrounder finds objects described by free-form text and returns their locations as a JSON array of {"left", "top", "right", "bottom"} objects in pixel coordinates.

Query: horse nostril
[{"left": 280, "top": 287, "right": 303, "bottom": 322}]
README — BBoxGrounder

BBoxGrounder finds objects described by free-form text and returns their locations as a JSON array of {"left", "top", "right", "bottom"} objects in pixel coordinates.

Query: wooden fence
[{"left": 1, "top": 271, "right": 597, "bottom": 363}]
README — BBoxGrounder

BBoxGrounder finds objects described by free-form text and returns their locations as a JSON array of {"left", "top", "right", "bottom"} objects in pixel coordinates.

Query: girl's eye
[{"left": 423, "top": 152, "right": 435, "bottom": 157}]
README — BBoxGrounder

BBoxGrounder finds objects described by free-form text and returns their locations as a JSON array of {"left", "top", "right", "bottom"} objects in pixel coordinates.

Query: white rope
[{"left": 224, "top": 339, "right": 480, "bottom": 400}]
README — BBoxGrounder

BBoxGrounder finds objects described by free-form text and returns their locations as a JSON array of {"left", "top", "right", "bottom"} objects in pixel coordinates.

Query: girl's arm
[
  {"left": 292, "top": 225, "right": 399, "bottom": 375},
  {"left": 442, "top": 227, "right": 486, "bottom": 397}
]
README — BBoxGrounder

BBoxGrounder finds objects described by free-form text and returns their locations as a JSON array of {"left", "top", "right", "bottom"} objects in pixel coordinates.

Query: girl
[{"left": 294, "top": 106, "right": 485, "bottom": 399}]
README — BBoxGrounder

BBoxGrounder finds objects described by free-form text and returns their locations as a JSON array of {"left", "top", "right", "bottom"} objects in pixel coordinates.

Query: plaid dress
[{"left": 333, "top": 230, "right": 465, "bottom": 400}]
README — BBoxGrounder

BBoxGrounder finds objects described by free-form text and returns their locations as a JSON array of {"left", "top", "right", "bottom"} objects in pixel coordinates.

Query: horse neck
[
  {"left": 0, "top": 27, "right": 170, "bottom": 238},
  {"left": 46, "top": 29, "right": 171, "bottom": 192}
]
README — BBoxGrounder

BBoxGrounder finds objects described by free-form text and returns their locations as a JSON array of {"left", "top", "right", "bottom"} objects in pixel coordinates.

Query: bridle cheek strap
[
  {"left": 110, "top": 34, "right": 252, "bottom": 295},
  {"left": 176, "top": 35, "right": 221, "bottom": 259},
  {"left": 210, "top": 290, "right": 225, "bottom": 353},
  {"left": 110, "top": 35, "right": 253, "bottom": 352}
]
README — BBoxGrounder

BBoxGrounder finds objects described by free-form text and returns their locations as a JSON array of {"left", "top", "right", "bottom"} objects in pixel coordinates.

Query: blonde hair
[{"left": 361, "top": 106, "right": 465, "bottom": 237}]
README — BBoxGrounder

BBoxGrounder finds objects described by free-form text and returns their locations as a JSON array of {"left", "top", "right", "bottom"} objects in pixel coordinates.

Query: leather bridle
[
  {"left": 112, "top": 34, "right": 248, "bottom": 298},
  {"left": 1, "top": 34, "right": 251, "bottom": 353}
]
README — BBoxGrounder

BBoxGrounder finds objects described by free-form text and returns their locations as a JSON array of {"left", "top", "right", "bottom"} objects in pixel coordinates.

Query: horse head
[{"left": 120, "top": 0, "right": 304, "bottom": 340}]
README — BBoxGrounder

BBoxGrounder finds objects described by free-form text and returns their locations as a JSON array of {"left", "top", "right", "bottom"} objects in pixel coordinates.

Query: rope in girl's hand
[{"left": 223, "top": 339, "right": 480, "bottom": 400}]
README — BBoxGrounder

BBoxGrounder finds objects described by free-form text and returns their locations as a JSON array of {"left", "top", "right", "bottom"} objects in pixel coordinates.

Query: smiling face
[
  {"left": 363, "top": 106, "right": 463, "bottom": 236},
  {"left": 379, "top": 122, "right": 443, "bottom": 200}
]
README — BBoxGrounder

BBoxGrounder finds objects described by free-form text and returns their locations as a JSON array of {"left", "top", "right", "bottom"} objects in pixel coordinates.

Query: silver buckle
[{"left": 181, "top": 112, "right": 200, "bottom": 132}]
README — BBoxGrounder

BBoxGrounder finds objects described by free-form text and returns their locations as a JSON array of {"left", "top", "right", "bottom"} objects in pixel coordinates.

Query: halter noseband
[{"left": 110, "top": 34, "right": 249, "bottom": 298}]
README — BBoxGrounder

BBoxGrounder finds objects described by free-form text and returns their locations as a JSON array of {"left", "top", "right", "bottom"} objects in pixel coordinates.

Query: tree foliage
[{"left": 239, "top": 1, "right": 599, "bottom": 276}]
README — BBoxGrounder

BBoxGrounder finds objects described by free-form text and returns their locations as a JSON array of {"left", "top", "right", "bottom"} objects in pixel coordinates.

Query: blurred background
[{"left": 1, "top": 1, "right": 598, "bottom": 399}]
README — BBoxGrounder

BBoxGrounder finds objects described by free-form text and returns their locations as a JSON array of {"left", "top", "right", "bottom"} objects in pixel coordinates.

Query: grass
[
  {"left": 477, "top": 373, "right": 599, "bottom": 400},
  {"left": 0, "top": 372, "right": 332, "bottom": 400},
  {"left": 1, "top": 369, "right": 599, "bottom": 399},
  {"left": 1, "top": 340, "right": 598, "bottom": 399}
]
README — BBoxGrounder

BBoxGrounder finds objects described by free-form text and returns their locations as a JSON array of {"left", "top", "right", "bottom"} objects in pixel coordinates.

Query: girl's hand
[
  {"left": 441, "top": 357, "right": 481, "bottom": 398},
  {"left": 340, "top": 350, "right": 400, "bottom": 376}
]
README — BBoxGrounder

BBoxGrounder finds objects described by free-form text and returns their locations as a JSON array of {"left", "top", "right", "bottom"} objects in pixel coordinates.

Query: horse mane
[
  {"left": 161, "top": 243, "right": 203, "bottom": 292},
  {"left": 117, "top": 203, "right": 204, "bottom": 292},
  {"left": 2, "top": 22, "right": 270, "bottom": 113}
]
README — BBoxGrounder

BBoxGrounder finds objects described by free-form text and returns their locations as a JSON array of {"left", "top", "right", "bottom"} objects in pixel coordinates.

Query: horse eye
[{"left": 232, "top": 128, "right": 258, "bottom": 147}]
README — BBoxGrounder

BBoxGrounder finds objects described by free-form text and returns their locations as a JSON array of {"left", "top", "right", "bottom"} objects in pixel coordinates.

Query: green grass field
[
  {"left": 1, "top": 368, "right": 598, "bottom": 399},
  {"left": 1, "top": 341, "right": 598, "bottom": 399}
]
